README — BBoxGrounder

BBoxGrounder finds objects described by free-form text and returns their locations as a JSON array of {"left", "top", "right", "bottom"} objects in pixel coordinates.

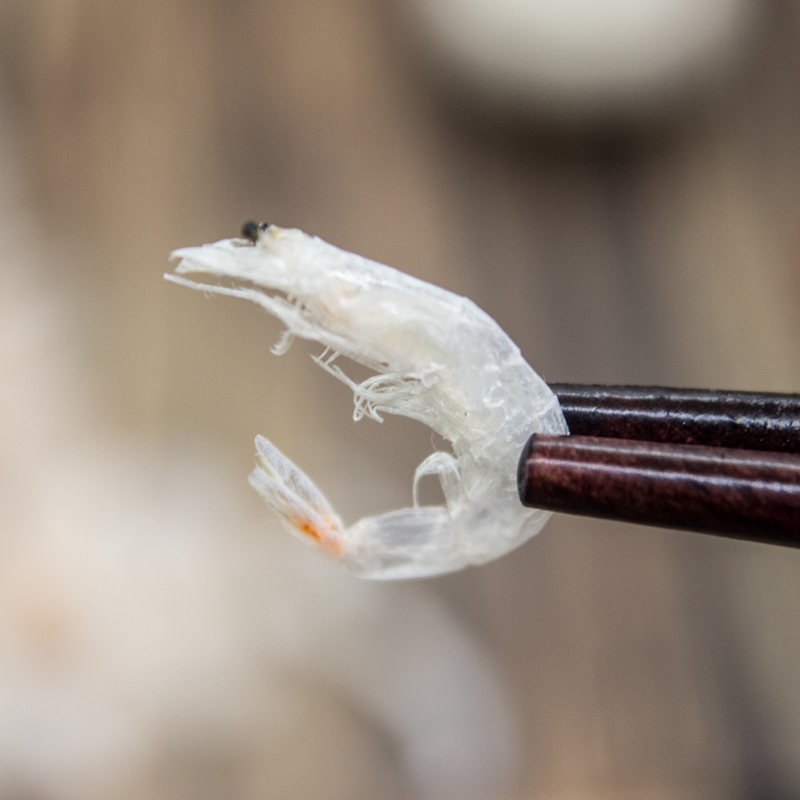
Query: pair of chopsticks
[{"left": 518, "top": 385, "right": 800, "bottom": 547}]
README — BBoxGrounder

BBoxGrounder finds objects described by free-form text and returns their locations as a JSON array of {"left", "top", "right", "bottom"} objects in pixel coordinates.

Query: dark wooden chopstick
[
  {"left": 518, "top": 434, "right": 800, "bottom": 546},
  {"left": 551, "top": 384, "right": 800, "bottom": 454},
  {"left": 519, "top": 385, "right": 800, "bottom": 546}
]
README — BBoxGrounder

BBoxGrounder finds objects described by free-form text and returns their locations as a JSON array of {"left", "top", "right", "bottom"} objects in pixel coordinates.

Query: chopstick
[
  {"left": 550, "top": 384, "right": 800, "bottom": 454},
  {"left": 518, "top": 385, "right": 800, "bottom": 546}
]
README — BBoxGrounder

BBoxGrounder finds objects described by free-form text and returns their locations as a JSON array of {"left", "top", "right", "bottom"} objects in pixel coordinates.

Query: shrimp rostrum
[{"left": 166, "top": 223, "right": 567, "bottom": 579}]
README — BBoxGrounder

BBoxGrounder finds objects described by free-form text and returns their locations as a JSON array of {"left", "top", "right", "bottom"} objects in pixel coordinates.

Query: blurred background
[{"left": 0, "top": 0, "right": 799, "bottom": 797}]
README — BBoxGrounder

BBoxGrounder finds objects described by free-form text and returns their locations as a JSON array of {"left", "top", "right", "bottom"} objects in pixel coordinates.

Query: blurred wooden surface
[{"left": 1, "top": 0, "right": 800, "bottom": 797}]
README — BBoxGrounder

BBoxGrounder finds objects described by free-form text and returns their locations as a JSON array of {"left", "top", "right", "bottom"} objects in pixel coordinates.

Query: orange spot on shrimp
[{"left": 293, "top": 516, "right": 342, "bottom": 556}]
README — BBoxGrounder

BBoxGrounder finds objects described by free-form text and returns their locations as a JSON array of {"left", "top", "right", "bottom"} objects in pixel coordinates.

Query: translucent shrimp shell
[{"left": 166, "top": 225, "right": 567, "bottom": 578}]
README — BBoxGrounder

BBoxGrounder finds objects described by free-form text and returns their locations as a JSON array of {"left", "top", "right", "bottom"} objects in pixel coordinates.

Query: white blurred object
[{"left": 404, "top": 0, "right": 756, "bottom": 115}]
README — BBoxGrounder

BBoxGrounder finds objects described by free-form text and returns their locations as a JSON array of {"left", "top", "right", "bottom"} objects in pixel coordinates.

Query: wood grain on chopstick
[
  {"left": 551, "top": 384, "right": 800, "bottom": 454},
  {"left": 518, "top": 433, "right": 800, "bottom": 546}
]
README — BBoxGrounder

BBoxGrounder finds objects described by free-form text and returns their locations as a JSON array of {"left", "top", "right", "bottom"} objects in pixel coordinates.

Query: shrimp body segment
[{"left": 166, "top": 225, "right": 567, "bottom": 579}]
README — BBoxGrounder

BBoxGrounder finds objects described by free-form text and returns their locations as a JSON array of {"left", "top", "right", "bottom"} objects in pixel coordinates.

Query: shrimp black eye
[{"left": 241, "top": 220, "right": 260, "bottom": 243}]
